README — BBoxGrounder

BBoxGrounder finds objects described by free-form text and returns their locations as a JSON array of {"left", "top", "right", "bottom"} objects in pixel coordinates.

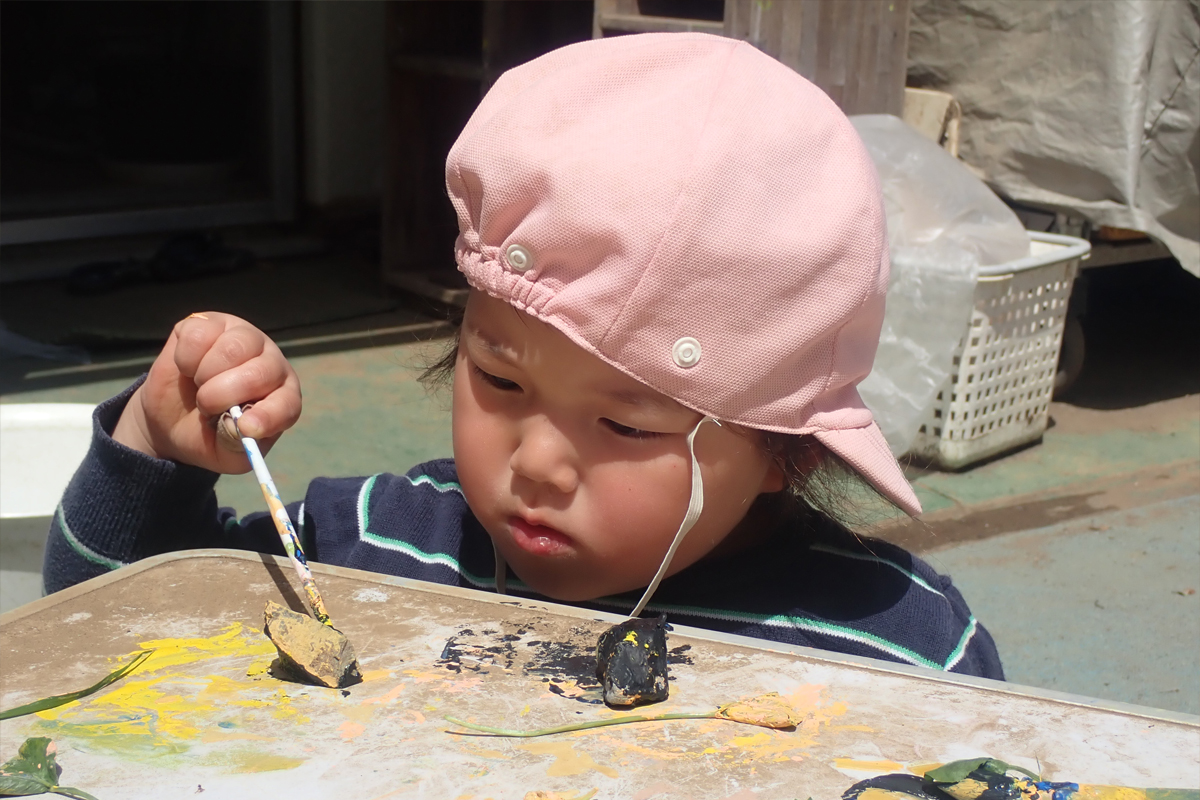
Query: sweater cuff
[{"left": 60, "top": 376, "right": 221, "bottom": 563}]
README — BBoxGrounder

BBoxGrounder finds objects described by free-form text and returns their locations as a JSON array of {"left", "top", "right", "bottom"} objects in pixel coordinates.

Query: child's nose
[{"left": 509, "top": 416, "right": 579, "bottom": 494}]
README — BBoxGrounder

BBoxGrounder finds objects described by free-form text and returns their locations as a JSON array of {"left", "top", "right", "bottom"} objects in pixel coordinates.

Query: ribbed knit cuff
[{"left": 59, "top": 376, "right": 222, "bottom": 563}]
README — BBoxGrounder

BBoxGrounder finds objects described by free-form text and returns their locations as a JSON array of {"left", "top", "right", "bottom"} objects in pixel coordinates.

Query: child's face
[{"left": 452, "top": 291, "right": 783, "bottom": 601}]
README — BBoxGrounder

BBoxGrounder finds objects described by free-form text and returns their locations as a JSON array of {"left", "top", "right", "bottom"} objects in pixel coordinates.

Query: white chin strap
[
  {"left": 494, "top": 543, "right": 508, "bottom": 595},
  {"left": 491, "top": 414, "right": 718, "bottom": 612},
  {"left": 629, "top": 415, "right": 718, "bottom": 617}
]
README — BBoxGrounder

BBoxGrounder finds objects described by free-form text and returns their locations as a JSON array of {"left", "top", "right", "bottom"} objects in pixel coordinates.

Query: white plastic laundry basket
[{"left": 906, "top": 232, "right": 1091, "bottom": 469}]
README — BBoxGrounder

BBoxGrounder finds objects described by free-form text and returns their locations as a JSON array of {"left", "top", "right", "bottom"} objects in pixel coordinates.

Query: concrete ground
[
  {"left": 1, "top": 256, "right": 1197, "bottom": 716},
  {"left": 929, "top": 495, "right": 1199, "bottom": 715}
]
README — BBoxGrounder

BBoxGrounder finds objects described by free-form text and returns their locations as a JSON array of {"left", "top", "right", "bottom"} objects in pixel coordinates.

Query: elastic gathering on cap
[
  {"left": 505, "top": 243, "right": 533, "bottom": 272},
  {"left": 672, "top": 337, "right": 702, "bottom": 368}
]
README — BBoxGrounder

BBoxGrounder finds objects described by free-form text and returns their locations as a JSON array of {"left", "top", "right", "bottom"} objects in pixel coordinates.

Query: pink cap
[{"left": 445, "top": 33, "right": 921, "bottom": 516}]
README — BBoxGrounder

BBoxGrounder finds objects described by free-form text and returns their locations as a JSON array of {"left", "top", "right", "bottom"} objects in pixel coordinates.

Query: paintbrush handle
[{"left": 228, "top": 405, "right": 332, "bottom": 625}]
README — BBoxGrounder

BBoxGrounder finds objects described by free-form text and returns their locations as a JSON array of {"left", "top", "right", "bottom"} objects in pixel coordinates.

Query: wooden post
[{"left": 727, "top": 0, "right": 912, "bottom": 116}]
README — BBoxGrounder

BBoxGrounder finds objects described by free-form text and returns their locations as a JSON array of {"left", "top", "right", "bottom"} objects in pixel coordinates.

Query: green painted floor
[
  {"left": 930, "top": 495, "right": 1199, "bottom": 715},
  {"left": 910, "top": 402, "right": 1199, "bottom": 515}
]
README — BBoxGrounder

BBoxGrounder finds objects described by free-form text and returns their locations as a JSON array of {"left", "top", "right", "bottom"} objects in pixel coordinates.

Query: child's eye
[
  {"left": 602, "top": 419, "right": 661, "bottom": 439},
  {"left": 474, "top": 365, "right": 520, "bottom": 391}
]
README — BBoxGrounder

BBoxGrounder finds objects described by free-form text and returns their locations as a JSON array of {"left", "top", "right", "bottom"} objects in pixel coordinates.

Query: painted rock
[
  {"left": 263, "top": 601, "right": 361, "bottom": 689},
  {"left": 594, "top": 615, "right": 669, "bottom": 708}
]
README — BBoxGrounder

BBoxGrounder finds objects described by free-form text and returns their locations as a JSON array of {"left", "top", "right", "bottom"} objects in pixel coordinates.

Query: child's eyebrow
[{"left": 464, "top": 325, "right": 514, "bottom": 359}]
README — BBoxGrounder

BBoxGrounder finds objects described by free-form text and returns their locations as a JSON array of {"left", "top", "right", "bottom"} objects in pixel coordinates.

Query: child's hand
[{"left": 112, "top": 312, "right": 301, "bottom": 473}]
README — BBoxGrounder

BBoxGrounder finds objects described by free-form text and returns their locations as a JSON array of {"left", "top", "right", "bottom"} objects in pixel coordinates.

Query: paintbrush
[{"left": 227, "top": 404, "right": 332, "bottom": 625}]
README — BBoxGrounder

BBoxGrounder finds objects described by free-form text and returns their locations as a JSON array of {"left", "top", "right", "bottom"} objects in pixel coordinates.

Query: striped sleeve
[{"left": 44, "top": 379, "right": 297, "bottom": 595}]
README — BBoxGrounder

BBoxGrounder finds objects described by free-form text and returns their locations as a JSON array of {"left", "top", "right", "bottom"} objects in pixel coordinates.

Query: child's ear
[{"left": 760, "top": 462, "right": 786, "bottom": 494}]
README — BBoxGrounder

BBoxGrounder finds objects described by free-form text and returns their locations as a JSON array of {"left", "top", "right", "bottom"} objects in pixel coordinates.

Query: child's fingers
[
  {"left": 190, "top": 325, "right": 269, "bottom": 387},
  {"left": 192, "top": 353, "right": 291, "bottom": 419},
  {"left": 223, "top": 374, "right": 302, "bottom": 441},
  {"left": 170, "top": 313, "right": 231, "bottom": 379}
]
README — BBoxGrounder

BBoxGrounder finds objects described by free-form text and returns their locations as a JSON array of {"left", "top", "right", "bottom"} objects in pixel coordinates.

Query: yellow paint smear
[
  {"left": 520, "top": 740, "right": 619, "bottom": 779},
  {"left": 834, "top": 758, "right": 907, "bottom": 773},
  {"left": 910, "top": 762, "right": 944, "bottom": 776},
  {"left": 226, "top": 751, "right": 306, "bottom": 774},
  {"left": 1076, "top": 788, "right": 1151, "bottom": 800},
  {"left": 138, "top": 623, "right": 275, "bottom": 670},
  {"left": 34, "top": 623, "right": 308, "bottom": 755},
  {"left": 857, "top": 789, "right": 905, "bottom": 800},
  {"left": 460, "top": 741, "right": 511, "bottom": 760},
  {"left": 339, "top": 703, "right": 376, "bottom": 725}
]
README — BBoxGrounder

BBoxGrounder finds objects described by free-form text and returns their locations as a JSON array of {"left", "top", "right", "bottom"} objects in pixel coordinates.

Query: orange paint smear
[
  {"left": 520, "top": 740, "right": 619, "bottom": 779},
  {"left": 834, "top": 758, "right": 907, "bottom": 773},
  {"left": 339, "top": 720, "right": 367, "bottom": 740},
  {"left": 363, "top": 684, "right": 406, "bottom": 705}
]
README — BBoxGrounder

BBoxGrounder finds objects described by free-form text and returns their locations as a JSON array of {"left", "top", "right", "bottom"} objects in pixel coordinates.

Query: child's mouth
[{"left": 508, "top": 516, "right": 572, "bottom": 556}]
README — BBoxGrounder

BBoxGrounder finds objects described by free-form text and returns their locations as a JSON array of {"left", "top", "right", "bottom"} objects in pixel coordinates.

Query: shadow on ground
[{"left": 1060, "top": 258, "right": 1200, "bottom": 409}]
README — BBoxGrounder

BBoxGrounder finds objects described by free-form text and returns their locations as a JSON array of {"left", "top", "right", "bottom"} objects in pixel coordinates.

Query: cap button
[
  {"left": 505, "top": 243, "right": 533, "bottom": 272},
  {"left": 672, "top": 337, "right": 701, "bottom": 368}
]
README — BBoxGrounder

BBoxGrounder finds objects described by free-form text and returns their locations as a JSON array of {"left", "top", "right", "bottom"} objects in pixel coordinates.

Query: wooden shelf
[{"left": 595, "top": 12, "right": 724, "bottom": 35}]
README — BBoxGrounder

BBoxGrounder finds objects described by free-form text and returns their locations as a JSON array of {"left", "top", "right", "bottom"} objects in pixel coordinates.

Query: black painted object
[{"left": 595, "top": 615, "right": 670, "bottom": 708}]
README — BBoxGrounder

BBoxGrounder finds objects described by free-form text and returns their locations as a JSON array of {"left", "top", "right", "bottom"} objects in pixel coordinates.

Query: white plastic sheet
[
  {"left": 908, "top": 0, "right": 1200, "bottom": 276},
  {"left": 853, "top": 115, "right": 1030, "bottom": 456}
]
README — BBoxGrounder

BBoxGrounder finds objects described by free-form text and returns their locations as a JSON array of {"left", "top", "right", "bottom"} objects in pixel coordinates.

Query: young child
[{"left": 45, "top": 33, "right": 1003, "bottom": 679}]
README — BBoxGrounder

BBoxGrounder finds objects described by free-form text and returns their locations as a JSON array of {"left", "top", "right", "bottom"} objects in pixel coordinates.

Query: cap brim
[{"left": 811, "top": 422, "right": 922, "bottom": 516}]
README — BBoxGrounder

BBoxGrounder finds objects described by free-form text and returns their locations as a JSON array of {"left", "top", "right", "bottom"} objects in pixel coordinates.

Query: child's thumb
[{"left": 215, "top": 409, "right": 248, "bottom": 453}]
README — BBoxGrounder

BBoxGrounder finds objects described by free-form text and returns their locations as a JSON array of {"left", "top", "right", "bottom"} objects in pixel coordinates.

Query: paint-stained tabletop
[{"left": 1, "top": 551, "right": 1197, "bottom": 799}]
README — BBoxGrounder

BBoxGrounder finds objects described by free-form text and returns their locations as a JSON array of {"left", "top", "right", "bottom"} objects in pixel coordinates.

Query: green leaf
[
  {"left": 0, "top": 774, "right": 54, "bottom": 796},
  {"left": 924, "top": 757, "right": 1039, "bottom": 783},
  {"left": 924, "top": 758, "right": 1000, "bottom": 782},
  {"left": 0, "top": 738, "right": 101, "bottom": 800},
  {"left": 0, "top": 650, "right": 153, "bottom": 722},
  {"left": 48, "top": 786, "right": 100, "bottom": 800},
  {"left": 0, "top": 737, "right": 58, "bottom": 791}
]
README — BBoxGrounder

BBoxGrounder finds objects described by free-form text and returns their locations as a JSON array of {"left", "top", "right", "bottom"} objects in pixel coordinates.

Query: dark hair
[{"left": 419, "top": 320, "right": 905, "bottom": 530}]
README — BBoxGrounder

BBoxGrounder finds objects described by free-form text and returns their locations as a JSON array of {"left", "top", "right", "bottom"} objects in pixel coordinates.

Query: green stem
[
  {"left": 0, "top": 650, "right": 155, "bottom": 721},
  {"left": 445, "top": 711, "right": 721, "bottom": 738},
  {"left": 52, "top": 786, "right": 101, "bottom": 800},
  {"left": 1006, "top": 764, "right": 1040, "bottom": 781}
]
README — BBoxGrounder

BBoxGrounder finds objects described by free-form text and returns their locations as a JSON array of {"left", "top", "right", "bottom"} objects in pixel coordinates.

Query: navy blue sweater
[{"left": 45, "top": 382, "right": 1004, "bottom": 680}]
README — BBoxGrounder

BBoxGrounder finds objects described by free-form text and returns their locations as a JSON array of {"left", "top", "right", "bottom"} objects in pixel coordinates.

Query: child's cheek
[{"left": 586, "top": 457, "right": 691, "bottom": 557}]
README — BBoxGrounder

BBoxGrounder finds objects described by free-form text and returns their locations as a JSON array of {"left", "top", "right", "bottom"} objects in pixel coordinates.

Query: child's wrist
[{"left": 110, "top": 387, "right": 161, "bottom": 461}]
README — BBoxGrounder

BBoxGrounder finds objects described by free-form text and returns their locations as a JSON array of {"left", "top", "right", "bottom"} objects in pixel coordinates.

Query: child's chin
[
  {"left": 525, "top": 578, "right": 600, "bottom": 603},
  {"left": 516, "top": 571, "right": 619, "bottom": 604}
]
